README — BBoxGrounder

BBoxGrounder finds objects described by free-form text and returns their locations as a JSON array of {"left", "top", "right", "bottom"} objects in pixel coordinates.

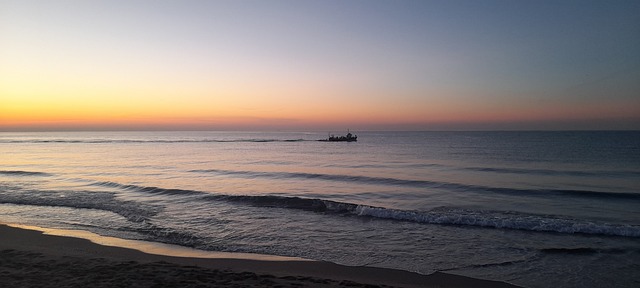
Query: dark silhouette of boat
[{"left": 320, "top": 131, "right": 357, "bottom": 142}]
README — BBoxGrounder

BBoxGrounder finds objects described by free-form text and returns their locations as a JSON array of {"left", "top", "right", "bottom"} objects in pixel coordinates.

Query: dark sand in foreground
[{"left": 0, "top": 224, "right": 520, "bottom": 287}]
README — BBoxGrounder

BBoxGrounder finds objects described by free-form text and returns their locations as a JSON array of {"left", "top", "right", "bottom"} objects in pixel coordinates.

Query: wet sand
[{"left": 0, "top": 224, "right": 520, "bottom": 287}]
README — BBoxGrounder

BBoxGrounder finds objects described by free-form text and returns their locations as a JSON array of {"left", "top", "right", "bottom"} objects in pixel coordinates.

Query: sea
[{"left": 1, "top": 131, "right": 638, "bottom": 288}]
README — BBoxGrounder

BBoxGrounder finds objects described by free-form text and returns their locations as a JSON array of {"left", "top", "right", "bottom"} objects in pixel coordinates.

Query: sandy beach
[{"left": 0, "top": 224, "right": 520, "bottom": 287}]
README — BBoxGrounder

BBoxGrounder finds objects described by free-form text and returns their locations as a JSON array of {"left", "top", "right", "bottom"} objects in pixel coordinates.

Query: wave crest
[
  {"left": 0, "top": 188, "right": 156, "bottom": 223},
  {"left": 190, "top": 169, "right": 640, "bottom": 200},
  {"left": 8, "top": 180, "right": 638, "bottom": 238},
  {"left": 0, "top": 170, "right": 51, "bottom": 177},
  {"left": 97, "top": 181, "right": 640, "bottom": 238}
]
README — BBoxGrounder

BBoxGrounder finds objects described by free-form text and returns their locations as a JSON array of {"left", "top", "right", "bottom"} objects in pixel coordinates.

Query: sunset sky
[{"left": 1, "top": 0, "right": 639, "bottom": 131}]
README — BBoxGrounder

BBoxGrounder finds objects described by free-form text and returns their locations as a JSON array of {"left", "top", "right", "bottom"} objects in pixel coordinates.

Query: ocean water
[{"left": 1, "top": 131, "right": 639, "bottom": 288}]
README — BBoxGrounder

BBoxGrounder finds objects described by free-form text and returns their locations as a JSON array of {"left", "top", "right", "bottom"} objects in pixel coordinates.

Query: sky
[{"left": 1, "top": 0, "right": 639, "bottom": 131}]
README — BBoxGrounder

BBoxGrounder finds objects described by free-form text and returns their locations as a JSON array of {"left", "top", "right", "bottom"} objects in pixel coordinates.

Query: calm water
[{"left": 1, "top": 131, "right": 639, "bottom": 288}]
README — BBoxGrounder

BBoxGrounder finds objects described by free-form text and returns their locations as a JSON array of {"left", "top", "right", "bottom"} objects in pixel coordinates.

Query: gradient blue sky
[{"left": 1, "top": 0, "right": 639, "bottom": 130}]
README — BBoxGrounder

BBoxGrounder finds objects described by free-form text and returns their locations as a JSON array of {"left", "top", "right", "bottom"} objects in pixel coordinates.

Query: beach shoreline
[{"left": 0, "top": 224, "right": 520, "bottom": 287}]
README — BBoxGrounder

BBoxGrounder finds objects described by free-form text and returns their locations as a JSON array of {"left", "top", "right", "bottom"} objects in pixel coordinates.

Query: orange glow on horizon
[
  {"left": 2, "top": 67, "right": 639, "bottom": 131},
  {"left": 3, "top": 90, "right": 639, "bottom": 131}
]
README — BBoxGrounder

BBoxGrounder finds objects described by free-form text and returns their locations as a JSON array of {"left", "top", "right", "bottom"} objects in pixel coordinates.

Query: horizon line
[{"left": 2, "top": 128, "right": 639, "bottom": 133}]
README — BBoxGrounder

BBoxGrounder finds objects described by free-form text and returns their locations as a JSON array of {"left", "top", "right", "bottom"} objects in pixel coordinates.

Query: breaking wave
[
  {"left": 90, "top": 181, "right": 640, "bottom": 238},
  {"left": 0, "top": 185, "right": 202, "bottom": 247},
  {"left": 92, "top": 181, "right": 204, "bottom": 197},
  {"left": 0, "top": 187, "right": 156, "bottom": 223}
]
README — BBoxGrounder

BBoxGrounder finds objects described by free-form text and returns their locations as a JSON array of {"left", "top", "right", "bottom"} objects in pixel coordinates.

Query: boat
[{"left": 320, "top": 131, "right": 357, "bottom": 142}]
